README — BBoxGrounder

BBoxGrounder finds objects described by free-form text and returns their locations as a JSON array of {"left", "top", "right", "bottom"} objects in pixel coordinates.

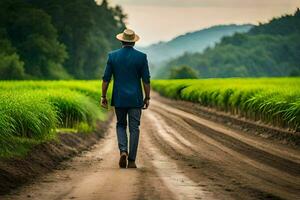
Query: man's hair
[{"left": 122, "top": 41, "right": 135, "bottom": 46}]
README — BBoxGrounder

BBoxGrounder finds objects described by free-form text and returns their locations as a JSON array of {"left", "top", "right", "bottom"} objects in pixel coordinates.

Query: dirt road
[{"left": 2, "top": 96, "right": 300, "bottom": 200}]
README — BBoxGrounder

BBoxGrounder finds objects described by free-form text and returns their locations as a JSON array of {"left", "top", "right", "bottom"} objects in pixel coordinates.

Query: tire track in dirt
[
  {"left": 147, "top": 99, "right": 300, "bottom": 200},
  {"left": 140, "top": 112, "right": 216, "bottom": 200},
  {"left": 151, "top": 105, "right": 300, "bottom": 179}
]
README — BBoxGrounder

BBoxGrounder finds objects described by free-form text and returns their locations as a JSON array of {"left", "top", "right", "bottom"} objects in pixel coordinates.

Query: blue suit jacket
[{"left": 102, "top": 46, "right": 150, "bottom": 108}]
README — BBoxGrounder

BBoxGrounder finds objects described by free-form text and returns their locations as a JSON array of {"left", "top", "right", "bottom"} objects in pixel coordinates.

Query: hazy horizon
[{"left": 101, "top": 0, "right": 300, "bottom": 46}]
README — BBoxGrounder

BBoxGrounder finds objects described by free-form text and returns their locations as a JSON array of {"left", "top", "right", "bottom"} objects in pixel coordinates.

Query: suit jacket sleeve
[
  {"left": 102, "top": 54, "right": 113, "bottom": 82},
  {"left": 141, "top": 54, "right": 151, "bottom": 84}
]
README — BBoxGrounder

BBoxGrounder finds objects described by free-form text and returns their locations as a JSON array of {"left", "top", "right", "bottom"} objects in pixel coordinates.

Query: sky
[{"left": 103, "top": 0, "right": 300, "bottom": 46}]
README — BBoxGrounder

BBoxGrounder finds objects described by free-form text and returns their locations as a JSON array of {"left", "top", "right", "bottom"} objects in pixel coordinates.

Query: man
[{"left": 101, "top": 29, "right": 151, "bottom": 169}]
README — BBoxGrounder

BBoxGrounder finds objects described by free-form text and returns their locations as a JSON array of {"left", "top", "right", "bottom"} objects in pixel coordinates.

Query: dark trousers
[{"left": 115, "top": 108, "right": 142, "bottom": 161}]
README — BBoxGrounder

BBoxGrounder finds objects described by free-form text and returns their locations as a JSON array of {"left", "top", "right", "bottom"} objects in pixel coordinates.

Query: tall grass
[
  {"left": 41, "top": 89, "right": 105, "bottom": 128},
  {"left": 0, "top": 80, "right": 102, "bottom": 100},
  {"left": 0, "top": 80, "right": 108, "bottom": 158},
  {"left": 152, "top": 78, "right": 300, "bottom": 131},
  {"left": 0, "top": 92, "right": 57, "bottom": 139}
]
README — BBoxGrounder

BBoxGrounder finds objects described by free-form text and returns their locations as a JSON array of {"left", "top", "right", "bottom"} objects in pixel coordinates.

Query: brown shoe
[
  {"left": 127, "top": 161, "right": 137, "bottom": 168},
  {"left": 119, "top": 152, "right": 127, "bottom": 168}
]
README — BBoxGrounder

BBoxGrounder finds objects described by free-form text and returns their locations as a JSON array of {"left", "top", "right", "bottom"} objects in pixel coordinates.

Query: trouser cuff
[{"left": 120, "top": 150, "right": 128, "bottom": 155}]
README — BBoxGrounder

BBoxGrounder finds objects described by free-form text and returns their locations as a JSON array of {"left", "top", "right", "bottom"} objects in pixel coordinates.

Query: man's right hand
[{"left": 101, "top": 97, "right": 108, "bottom": 109}]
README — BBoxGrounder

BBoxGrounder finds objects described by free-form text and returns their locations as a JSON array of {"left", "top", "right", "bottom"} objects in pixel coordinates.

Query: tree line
[
  {"left": 160, "top": 9, "right": 300, "bottom": 79},
  {"left": 0, "top": 0, "right": 126, "bottom": 80}
]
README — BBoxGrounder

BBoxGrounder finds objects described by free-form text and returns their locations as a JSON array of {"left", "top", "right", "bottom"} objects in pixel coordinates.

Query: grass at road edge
[
  {"left": 152, "top": 78, "right": 300, "bottom": 132},
  {"left": 0, "top": 81, "right": 110, "bottom": 158}
]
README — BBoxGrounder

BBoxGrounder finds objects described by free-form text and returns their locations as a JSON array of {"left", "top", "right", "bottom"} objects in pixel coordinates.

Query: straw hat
[{"left": 116, "top": 29, "right": 140, "bottom": 42}]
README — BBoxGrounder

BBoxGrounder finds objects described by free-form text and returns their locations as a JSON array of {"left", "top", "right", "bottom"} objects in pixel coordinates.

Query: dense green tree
[
  {"left": 0, "top": 53, "right": 25, "bottom": 80},
  {"left": 0, "top": 0, "right": 69, "bottom": 79},
  {"left": 170, "top": 65, "right": 198, "bottom": 79},
  {"left": 0, "top": 29, "right": 25, "bottom": 79},
  {"left": 27, "top": 0, "right": 126, "bottom": 79},
  {"left": 249, "top": 8, "right": 300, "bottom": 36},
  {"left": 290, "top": 69, "right": 300, "bottom": 77}
]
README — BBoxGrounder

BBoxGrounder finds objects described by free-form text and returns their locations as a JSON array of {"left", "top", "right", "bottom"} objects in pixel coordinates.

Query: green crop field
[
  {"left": 0, "top": 81, "right": 107, "bottom": 158},
  {"left": 152, "top": 78, "right": 300, "bottom": 132},
  {"left": 1, "top": 78, "right": 299, "bottom": 158}
]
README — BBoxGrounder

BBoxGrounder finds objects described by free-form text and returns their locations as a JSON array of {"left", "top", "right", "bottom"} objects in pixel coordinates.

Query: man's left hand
[
  {"left": 101, "top": 97, "right": 108, "bottom": 109},
  {"left": 143, "top": 98, "right": 150, "bottom": 110}
]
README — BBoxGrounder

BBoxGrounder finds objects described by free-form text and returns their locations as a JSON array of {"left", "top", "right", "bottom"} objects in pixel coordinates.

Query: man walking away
[{"left": 101, "top": 29, "right": 151, "bottom": 169}]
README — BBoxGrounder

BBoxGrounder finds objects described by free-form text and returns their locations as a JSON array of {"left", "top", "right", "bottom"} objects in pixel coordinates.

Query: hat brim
[{"left": 116, "top": 33, "right": 140, "bottom": 42}]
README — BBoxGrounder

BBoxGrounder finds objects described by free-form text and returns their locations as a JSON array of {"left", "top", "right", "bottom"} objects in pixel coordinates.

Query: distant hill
[
  {"left": 159, "top": 9, "right": 300, "bottom": 79},
  {"left": 139, "top": 24, "right": 253, "bottom": 64}
]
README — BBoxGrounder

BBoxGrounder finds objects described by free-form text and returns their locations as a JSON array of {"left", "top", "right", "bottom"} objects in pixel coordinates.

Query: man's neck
[{"left": 122, "top": 45, "right": 134, "bottom": 48}]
